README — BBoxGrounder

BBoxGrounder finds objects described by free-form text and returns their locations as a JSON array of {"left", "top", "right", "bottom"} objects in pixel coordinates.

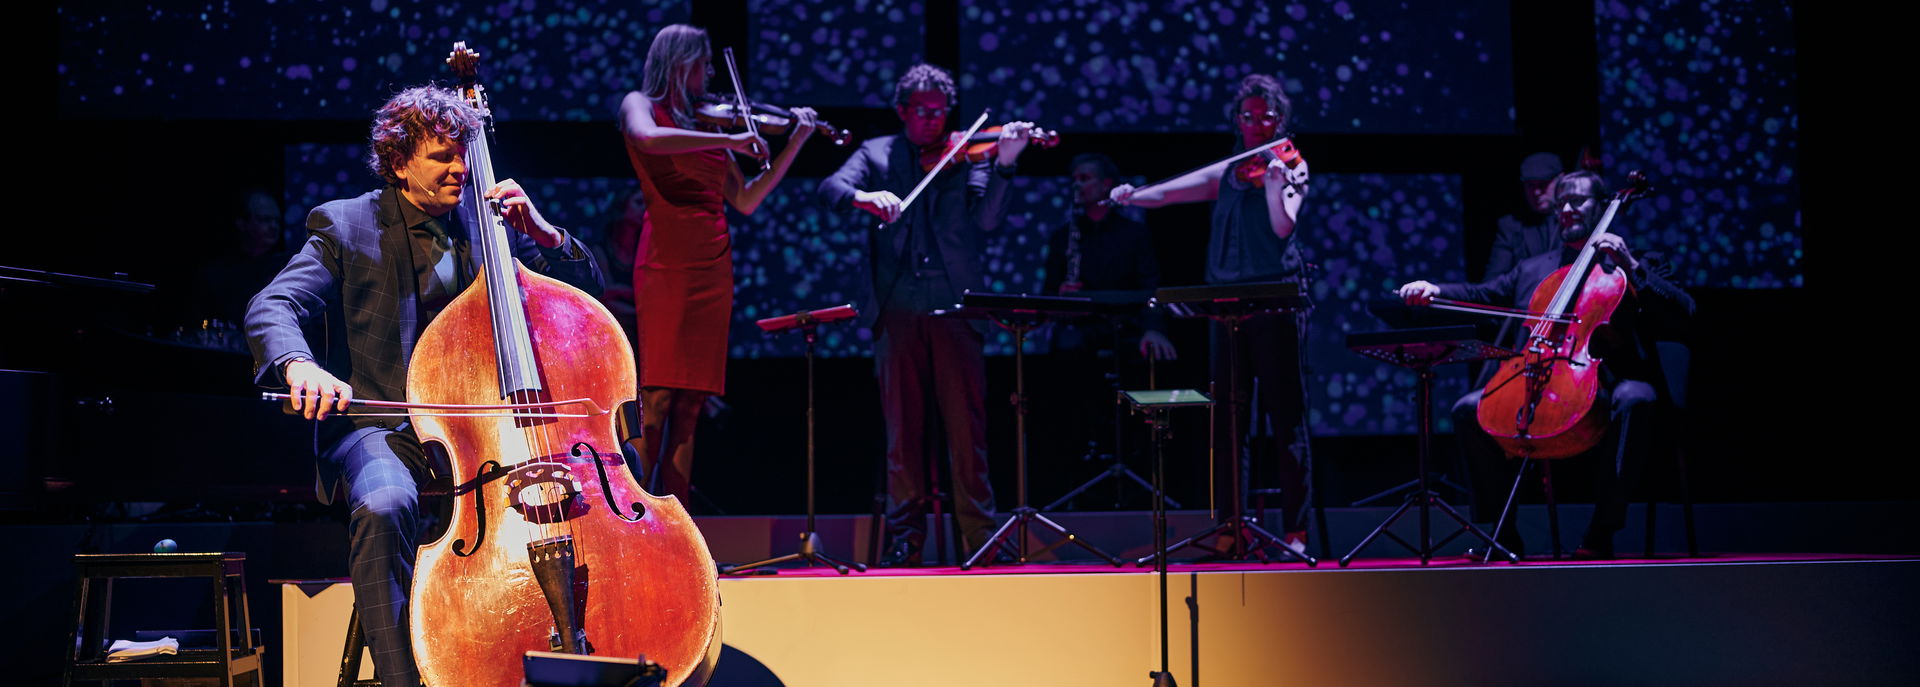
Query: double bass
[
  {"left": 1431, "top": 172, "right": 1651, "bottom": 459},
  {"left": 407, "top": 44, "right": 720, "bottom": 686}
]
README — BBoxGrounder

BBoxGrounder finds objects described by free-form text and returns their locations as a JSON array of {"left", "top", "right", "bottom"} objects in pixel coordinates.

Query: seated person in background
[
  {"left": 1484, "top": 151, "right": 1564, "bottom": 280},
  {"left": 1041, "top": 153, "right": 1176, "bottom": 481}
]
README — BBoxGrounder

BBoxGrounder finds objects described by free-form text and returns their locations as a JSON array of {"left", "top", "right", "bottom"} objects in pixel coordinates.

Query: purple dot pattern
[
  {"left": 61, "top": 0, "right": 690, "bottom": 121},
  {"left": 727, "top": 175, "right": 1059, "bottom": 359},
  {"left": 748, "top": 0, "right": 927, "bottom": 108},
  {"left": 957, "top": 0, "right": 1514, "bottom": 134},
  {"left": 1297, "top": 173, "right": 1469, "bottom": 435},
  {"left": 1596, "top": 0, "right": 1800, "bottom": 288}
]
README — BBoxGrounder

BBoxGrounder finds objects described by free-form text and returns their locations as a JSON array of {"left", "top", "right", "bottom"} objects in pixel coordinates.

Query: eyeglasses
[
  {"left": 907, "top": 105, "right": 949, "bottom": 120},
  {"left": 1556, "top": 194, "right": 1595, "bottom": 207},
  {"left": 1238, "top": 110, "right": 1281, "bottom": 125}
]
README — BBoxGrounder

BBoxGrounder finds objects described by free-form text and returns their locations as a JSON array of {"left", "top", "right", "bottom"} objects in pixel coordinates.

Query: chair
[{"left": 1641, "top": 340, "right": 1698, "bottom": 557}]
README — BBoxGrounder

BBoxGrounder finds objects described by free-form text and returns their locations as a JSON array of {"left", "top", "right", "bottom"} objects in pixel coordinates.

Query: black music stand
[
  {"left": 724, "top": 305, "right": 866, "bottom": 575},
  {"left": 1039, "top": 289, "right": 1181, "bottom": 513},
  {"left": 1338, "top": 326, "right": 1521, "bottom": 566},
  {"left": 935, "top": 292, "right": 1122, "bottom": 569},
  {"left": 1135, "top": 282, "right": 1315, "bottom": 566},
  {"left": 1122, "top": 389, "right": 1211, "bottom": 687}
]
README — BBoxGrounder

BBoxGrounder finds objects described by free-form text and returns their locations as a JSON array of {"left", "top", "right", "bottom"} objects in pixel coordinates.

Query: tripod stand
[
  {"left": 1123, "top": 389, "right": 1211, "bottom": 687},
  {"left": 1133, "top": 282, "right": 1315, "bottom": 566},
  {"left": 938, "top": 292, "right": 1122, "bottom": 569},
  {"left": 725, "top": 305, "right": 865, "bottom": 575},
  {"left": 1338, "top": 326, "right": 1520, "bottom": 566},
  {"left": 1043, "top": 348, "right": 1181, "bottom": 513}
]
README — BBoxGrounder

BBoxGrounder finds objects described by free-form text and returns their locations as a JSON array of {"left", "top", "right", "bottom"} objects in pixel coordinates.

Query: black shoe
[{"left": 879, "top": 539, "right": 923, "bottom": 568}]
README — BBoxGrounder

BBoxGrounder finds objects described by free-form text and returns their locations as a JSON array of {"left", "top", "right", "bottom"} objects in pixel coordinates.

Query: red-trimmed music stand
[{"left": 723, "top": 304, "right": 866, "bottom": 575}]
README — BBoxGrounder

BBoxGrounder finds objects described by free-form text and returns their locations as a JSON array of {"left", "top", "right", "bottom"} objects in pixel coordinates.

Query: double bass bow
[
  {"left": 1434, "top": 172, "right": 1652, "bottom": 460},
  {"left": 404, "top": 43, "right": 721, "bottom": 687}
]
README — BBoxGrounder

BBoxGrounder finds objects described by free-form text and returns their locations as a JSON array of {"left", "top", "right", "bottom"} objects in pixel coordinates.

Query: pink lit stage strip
[{"left": 282, "top": 554, "right": 1917, "bottom": 686}]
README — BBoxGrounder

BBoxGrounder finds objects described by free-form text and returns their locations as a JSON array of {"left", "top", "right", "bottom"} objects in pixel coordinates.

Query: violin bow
[
  {"left": 887, "top": 110, "right": 992, "bottom": 227},
  {"left": 1424, "top": 298, "right": 1578, "bottom": 324},
  {"left": 261, "top": 393, "right": 611, "bottom": 418},
  {"left": 1102, "top": 136, "right": 1293, "bottom": 207},
  {"left": 721, "top": 47, "right": 769, "bottom": 171}
]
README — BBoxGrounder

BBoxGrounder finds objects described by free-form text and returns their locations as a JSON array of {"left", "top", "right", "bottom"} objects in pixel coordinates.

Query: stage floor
[{"left": 285, "top": 552, "right": 1920, "bottom": 687}]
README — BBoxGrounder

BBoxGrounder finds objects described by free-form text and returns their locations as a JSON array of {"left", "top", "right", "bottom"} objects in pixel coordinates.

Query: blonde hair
[{"left": 640, "top": 24, "right": 711, "bottom": 129}]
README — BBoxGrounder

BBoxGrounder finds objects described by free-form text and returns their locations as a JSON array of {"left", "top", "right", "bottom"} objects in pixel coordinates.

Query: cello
[
  {"left": 1429, "top": 172, "right": 1651, "bottom": 459},
  {"left": 406, "top": 44, "right": 720, "bottom": 686}
]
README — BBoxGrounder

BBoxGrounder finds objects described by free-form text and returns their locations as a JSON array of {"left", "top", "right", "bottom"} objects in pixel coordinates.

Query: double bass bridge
[{"left": 506, "top": 462, "right": 587, "bottom": 524}]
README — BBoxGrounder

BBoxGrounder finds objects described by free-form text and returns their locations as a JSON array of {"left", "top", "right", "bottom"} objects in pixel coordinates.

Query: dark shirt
[
  {"left": 1207, "top": 171, "right": 1304, "bottom": 284},
  {"left": 1043, "top": 209, "right": 1165, "bottom": 347},
  {"left": 395, "top": 194, "right": 466, "bottom": 325},
  {"left": 1485, "top": 211, "right": 1557, "bottom": 280}
]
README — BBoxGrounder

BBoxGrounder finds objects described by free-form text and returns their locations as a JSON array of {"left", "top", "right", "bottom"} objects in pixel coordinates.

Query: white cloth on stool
[{"left": 105, "top": 636, "right": 179, "bottom": 662}]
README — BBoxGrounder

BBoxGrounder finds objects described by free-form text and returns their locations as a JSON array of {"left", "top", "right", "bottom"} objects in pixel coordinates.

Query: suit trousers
[
  {"left": 325, "top": 425, "right": 432, "bottom": 687},
  {"left": 1454, "top": 380, "right": 1658, "bottom": 548},
  {"left": 874, "top": 297, "right": 996, "bottom": 553}
]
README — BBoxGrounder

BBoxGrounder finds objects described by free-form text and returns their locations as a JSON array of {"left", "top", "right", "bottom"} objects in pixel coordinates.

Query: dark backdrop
[{"left": 17, "top": 0, "right": 1845, "bottom": 523}]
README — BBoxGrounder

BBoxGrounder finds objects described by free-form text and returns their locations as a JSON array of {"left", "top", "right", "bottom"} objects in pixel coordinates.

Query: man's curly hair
[
  {"left": 366, "top": 86, "right": 484, "bottom": 184},
  {"left": 892, "top": 63, "right": 957, "bottom": 109}
]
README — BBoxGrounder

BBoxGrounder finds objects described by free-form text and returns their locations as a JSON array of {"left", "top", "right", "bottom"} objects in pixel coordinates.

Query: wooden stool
[{"left": 64, "top": 552, "right": 263, "bottom": 686}]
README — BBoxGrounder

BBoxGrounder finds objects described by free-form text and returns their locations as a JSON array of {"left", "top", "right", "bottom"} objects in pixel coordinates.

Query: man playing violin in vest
[
  {"left": 819, "top": 63, "right": 1038, "bottom": 566},
  {"left": 1397, "top": 170, "right": 1693, "bottom": 559},
  {"left": 245, "top": 86, "right": 601, "bottom": 686}
]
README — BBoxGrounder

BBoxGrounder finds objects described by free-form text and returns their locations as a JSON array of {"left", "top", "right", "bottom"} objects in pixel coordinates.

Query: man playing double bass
[
  {"left": 245, "top": 86, "right": 601, "bottom": 685},
  {"left": 1396, "top": 170, "right": 1692, "bottom": 559}
]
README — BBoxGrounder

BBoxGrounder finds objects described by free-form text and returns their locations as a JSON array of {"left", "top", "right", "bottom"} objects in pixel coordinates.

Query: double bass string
[{"left": 467, "top": 115, "right": 571, "bottom": 548}]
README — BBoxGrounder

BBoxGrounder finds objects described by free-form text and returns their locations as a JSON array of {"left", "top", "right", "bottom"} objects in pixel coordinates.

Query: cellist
[
  {"left": 1396, "top": 170, "right": 1693, "bottom": 559},
  {"left": 244, "top": 85, "right": 601, "bottom": 685}
]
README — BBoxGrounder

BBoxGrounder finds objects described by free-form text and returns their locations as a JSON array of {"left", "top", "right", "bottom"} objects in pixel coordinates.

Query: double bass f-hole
[
  {"left": 574, "top": 441, "right": 647, "bottom": 523},
  {"left": 452, "top": 459, "right": 504, "bottom": 558}
]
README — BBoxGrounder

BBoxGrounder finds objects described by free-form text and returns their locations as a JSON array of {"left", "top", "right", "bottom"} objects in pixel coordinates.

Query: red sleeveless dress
[{"left": 625, "top": 101, "right": 733, "bottom": 395}]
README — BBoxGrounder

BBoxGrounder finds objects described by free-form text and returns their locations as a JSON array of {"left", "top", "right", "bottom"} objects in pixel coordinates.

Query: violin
[
  {"left": 918, "top": 124, "right": 1060, "bottom": 172},
  {"left": 695, "top": 95, "right": 853, "bottom": 146},
  {"left": 404, "top": 43, "right": 721, "bottom": 687},
  {"left": 1230, "top": 137, "right": 1301, "bottom": 188}
]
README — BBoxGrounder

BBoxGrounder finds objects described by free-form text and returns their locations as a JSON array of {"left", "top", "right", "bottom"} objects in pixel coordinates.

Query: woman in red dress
[{"left": 619, "top": 24, "right": 816, "bottom": 503}]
